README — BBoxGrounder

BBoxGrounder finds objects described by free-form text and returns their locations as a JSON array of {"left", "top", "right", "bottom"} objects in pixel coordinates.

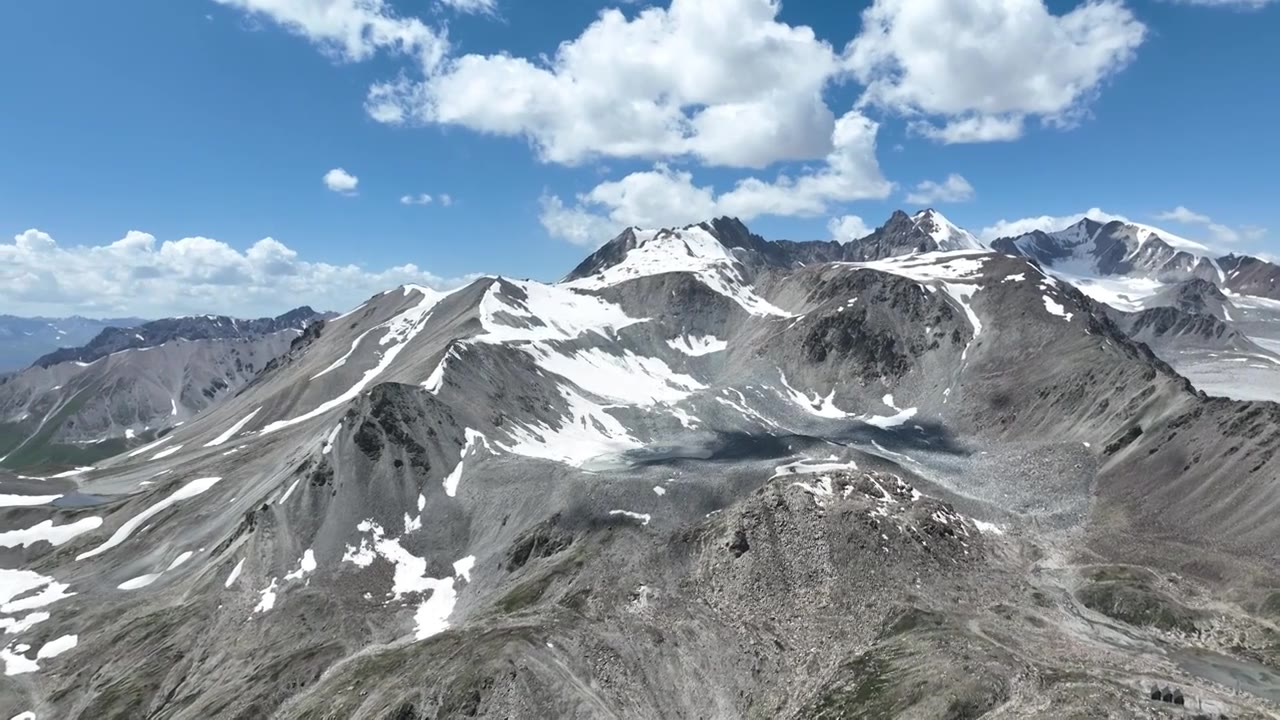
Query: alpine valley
[{"left": 3, "top": 209, "right": 1280, "bottom": 719}]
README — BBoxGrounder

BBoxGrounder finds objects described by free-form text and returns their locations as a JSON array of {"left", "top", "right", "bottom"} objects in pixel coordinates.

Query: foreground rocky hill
[{"left": 0, "top": 216, "right": 1276, "bottom": 719}]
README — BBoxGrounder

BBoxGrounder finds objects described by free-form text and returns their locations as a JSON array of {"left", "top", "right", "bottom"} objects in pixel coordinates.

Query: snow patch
[
  {"left": 204, "top": 407, "right": 261, "bottom": 448},
  {"left": 225, "top": 558, "right": 246, "bottom": 588},
  {"left": 0, "top": 517, "right": 103, "bottom": 549},
  {"left": 859, "top": 407, "right": 919, "bottom": 429},
  {"left": 453, "top": 555, "right": 476, "bottom": 582},
  {"left": 127, "top": 435, "right": 172, "bottom": 458},
  {"left": 150, "top": 444, "right": 183, "bottom": 461},
  {"left": 284, "top": 549, "right": 317, "bottom": 581},
  {"left": 0, "top": 494, "right": 61, "bottom": 508},
  {"left": 608, "top": 510, "right": 652, "bottom": 526},
  {"left": 254, "top": 578, "right": 279, "bottom": 613},
  {"left": 76, "top": 476, "right": 222, "bottom": 561},
  {"left": 778, "top": 372, "right": 850, "bottom": 418},
  {"left": 341, "top": 521, "right": 458, "bottom": 640},
  {"left": 666, "top": 335, "right": 727, "bottom": 356},
  {"left": 443, "top": 429, "right": 491, "bottom": 497}
]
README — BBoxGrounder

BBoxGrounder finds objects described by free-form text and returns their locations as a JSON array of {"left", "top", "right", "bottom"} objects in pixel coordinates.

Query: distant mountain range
[
  {"left": 0, "top": 315, "right": 146, "bottom": 373},
  {"left": 0, "top": 307, "right": 331, "bottom": 470},
  {"left": 992, "top": 217, "right": 1280, "bottom": 299}
]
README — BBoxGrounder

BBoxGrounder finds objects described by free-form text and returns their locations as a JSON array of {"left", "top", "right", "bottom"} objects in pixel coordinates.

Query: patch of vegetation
[
  {"left": 1077, "top": 581, "right": 1202, "bottom": 634},
  {"left": 805, "top": 651, "right": 902, "bottom": 720},
  {"left": 506, "top": 516, "right": 574, "bottom": 571},
  {"left": 497, "top": 548, "right": 587, "bottom": 614},
  {"left": 881, "top": 607, "right": 947, "bottom": 639},
  {"left": 0, "top": 389, "right": 131, "bottom": 470},
  {"left": 1082, "top": 565, "right": 1159, "bottom": 586},
  {"left": 438, "top": 671, "right": 496, "bottom": 718},
  {"left": 1259, "top": 591, "right": 1280, "bottom": 619}
]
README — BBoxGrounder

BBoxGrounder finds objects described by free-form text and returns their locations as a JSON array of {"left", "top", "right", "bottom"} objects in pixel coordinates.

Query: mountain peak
[{"left": 907, "top": 208, "right": 985, "bottom": 252}]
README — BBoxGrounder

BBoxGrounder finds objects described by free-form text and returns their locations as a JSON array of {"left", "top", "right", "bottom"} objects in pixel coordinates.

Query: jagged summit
[{"left": 566, "top": 210, "right": 990, "bottom": 290}]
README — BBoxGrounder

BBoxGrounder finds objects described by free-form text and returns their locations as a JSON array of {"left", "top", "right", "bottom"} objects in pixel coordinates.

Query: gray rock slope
[
  {"left": 0, "top": 308, "right": 327, "bottom": 471},
  {"left": 0, "top": 316, "right": 145, "bottom": 374},
  {"left": 1, "top": 220, "right": 1279, "bottom": 718}
]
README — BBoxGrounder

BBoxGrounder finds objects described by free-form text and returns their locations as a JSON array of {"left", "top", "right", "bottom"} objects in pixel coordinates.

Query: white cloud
[
  {"left": 538, "top": 195, "right": 621, "bottom": 247},
  {"left": 1166, "top": 0, "right": 1277, "bottom": 7},
  {"left": 323, "top": 168, "right": 359, "bottom": 194},
  {"left": 366, "top": 0, "right": 842, "bottom": 168},
  {"left": 1242, "top": 226, "right": 1267, "bottom": 242},
  {"left": 905, "top": 174, "right": 975, "bottom": 205},
  {"left": 910, "top": 116, "right": 1024, "bottom": 144},
  {"left": 847, "top": 0, "right": 1146, "bottom": 143},
  {"left": 400, "top": 193, "right": 433, "bottom": 205},
  {"left": 438, "top": 0, "right": 498, "bottom": 14},
  {"left": 211, "top": 0, "right": 448, "bottom": 72},
  {"left": 1154, "top": 206, "right": 1211, "bottom": 225},
  {"left": 0, "top": 228, "right": 470, "bottom": 318},
  {"left": 438, "top": 193, "right": 454, "bottom": 207},
  {"left": 827, "top": 215, "right": 872, "bottom": 242},
  {"left": 539, "top": 111, "right": 893, "bottom": 246},
  {"left": 1154, "top": 205, "right": 1262, "bottom": 244},
  {"left": 979, "top": 208, "right": 1128, "bottom": 242}
]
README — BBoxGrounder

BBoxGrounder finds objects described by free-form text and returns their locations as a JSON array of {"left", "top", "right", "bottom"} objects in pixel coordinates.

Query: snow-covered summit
[{"left": 910, "top": 209, "right": 985, "bottom": 252}]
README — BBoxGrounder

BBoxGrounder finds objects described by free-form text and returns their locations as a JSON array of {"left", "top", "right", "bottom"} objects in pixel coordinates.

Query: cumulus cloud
[
  {"left": 438, "top": 0, "right": 498, "bottom": 14},
  {"left": 847, "top": 0, "right": 1146, "bottom": 143},
  {"left": 323, "top": 168, "right": 359, "bottom": 195},
  {"left": 1154, "top": 206, "right": 1211, "bottom": 225},
  {"left": 1154, "top": 205, "right": 1263, "bottom": 244},
  {"left": 905, "top": 174, "right": 975, "bottom": 205},
  {"left": 400, "top": 193, "right": 434, "bottom": 205},
  {"left": 211, "top": 0, "right": 448, "bottom": 72},
  {"left": 1166, "top": 0, "right": 1277, "bottom": 6},
  {"left": 366, "top": 0, "right": 842, "bottom": 168},
  {"left": 539, "top": 111, "right": 893, "bottom": 246},
  {"left": 979, "top": 208, "right": 1129, "bottom": 242},
  {"left": 0, "top": 228, "right": 470, "bottom": 318},
  {"left": 827, "top": 215, "right": 872, "bottom": 242}
]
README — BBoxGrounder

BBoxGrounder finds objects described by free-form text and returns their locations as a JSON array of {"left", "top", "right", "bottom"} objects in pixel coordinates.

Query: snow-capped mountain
[
  {"left": 2, "top": 215, "right": 1279, "bottom": 718},
  {"left": 0, "top": 316, "right": 145, "bottom": 374},
  {"left": 565, "top": 209, "right": 984, "bottom": 284},
  {"left": 992, "top": 217, "right": 1280, "bottom": 301}
]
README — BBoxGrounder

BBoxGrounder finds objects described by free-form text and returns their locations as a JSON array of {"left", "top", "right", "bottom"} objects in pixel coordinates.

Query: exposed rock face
[{"left": 1220, "top": 253, "right": 1280, "bottom": 299}]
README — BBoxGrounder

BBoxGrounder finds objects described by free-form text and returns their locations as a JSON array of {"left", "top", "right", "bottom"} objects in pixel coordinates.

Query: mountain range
[
  {"left": 0, "top": 316, "right": 146, "bottom": 374},
  {"left": 0, "top": 308, "right": 330, "bottom": 471},
  {"left": 0, "top": 210, "right": 1278, "bottom": 718}
]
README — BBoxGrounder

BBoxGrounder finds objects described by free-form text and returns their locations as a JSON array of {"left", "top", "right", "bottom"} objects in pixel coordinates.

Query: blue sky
[{"left": 1, "top": 0, "right": 1277, "bottom": 317}]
